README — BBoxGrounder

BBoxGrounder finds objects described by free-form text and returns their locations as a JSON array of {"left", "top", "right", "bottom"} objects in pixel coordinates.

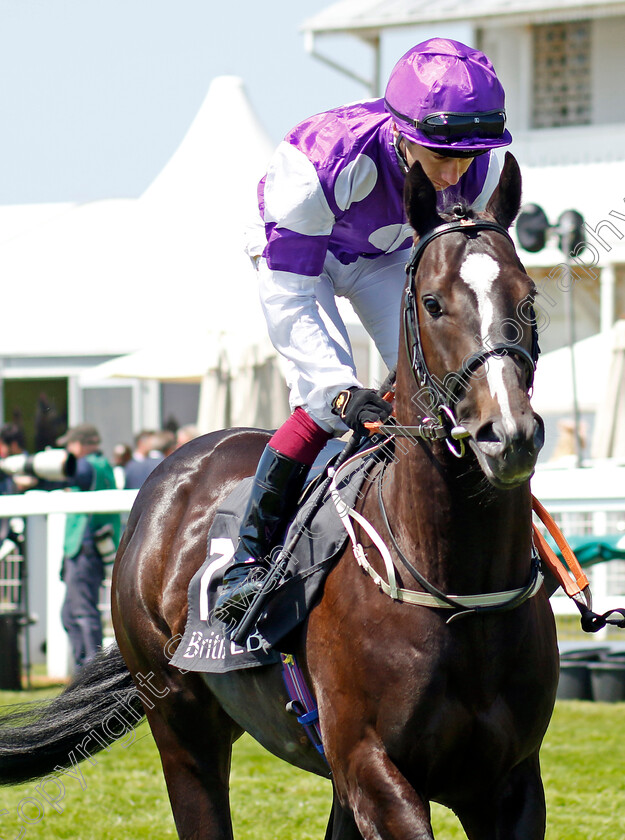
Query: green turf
[{"left": 1, "top": 687, "right": 624, "bottom": 839}]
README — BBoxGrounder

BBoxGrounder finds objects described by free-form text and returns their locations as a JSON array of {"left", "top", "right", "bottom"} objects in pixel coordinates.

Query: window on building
[{"left": 532, "top": 20, "right": 592, "bottom": 129}]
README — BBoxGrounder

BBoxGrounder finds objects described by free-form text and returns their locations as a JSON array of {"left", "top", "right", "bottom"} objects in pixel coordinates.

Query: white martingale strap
[
  {"left": 329, "top": 442, "right": 401, "bottom": 600},
  {"left": 329, "top": 441, "right": 544, "bottom": 609}
]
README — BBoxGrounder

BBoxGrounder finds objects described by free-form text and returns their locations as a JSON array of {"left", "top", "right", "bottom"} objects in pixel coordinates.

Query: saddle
[{"left": 169, "top": 437, "right": 385, "bottom": 675}]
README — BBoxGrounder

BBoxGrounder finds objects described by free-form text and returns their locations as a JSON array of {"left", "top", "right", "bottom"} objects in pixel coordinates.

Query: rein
[
  {"left": 399, "top": 216, "right": 539, "bottom": 455},
  {"left": 375, "top": 460, "right": 543, "bottom": 620},
  {"left": 330, "top": 221, "right": 543, "bottom": 619},
  {"left": 329, "top": 442, "right": 544, "bottom": 620},
  {"left": 330, "top": 440, "right": 625, "bottom": 630}
]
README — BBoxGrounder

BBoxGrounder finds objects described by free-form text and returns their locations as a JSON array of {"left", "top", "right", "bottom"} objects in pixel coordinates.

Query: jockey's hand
[{"left": 331, "top": 387, "right": 392, "bottom": 437}]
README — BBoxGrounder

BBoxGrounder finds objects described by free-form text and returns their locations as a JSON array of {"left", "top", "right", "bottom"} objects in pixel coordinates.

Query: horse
[{"left": 0, "top": 152, "right": 559, "bottom": 840}]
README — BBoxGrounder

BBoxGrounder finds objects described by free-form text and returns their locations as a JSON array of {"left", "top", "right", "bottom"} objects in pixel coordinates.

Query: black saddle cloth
[{"left": 169, "top": 439, "right": 377, "bottom": 674}]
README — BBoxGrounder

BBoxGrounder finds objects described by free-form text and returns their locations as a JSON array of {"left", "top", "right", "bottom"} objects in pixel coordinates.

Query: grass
[{"left": 1, "top": 686, "right": 625, "bottom": 838}]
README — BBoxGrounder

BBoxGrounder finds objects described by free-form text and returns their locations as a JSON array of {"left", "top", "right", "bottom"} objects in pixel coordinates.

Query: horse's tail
[{"left": 0, "top": 643, "right": 145, "bottom": 785}]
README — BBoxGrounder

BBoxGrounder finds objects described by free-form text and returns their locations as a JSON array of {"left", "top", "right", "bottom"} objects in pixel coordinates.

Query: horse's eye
[{"left": 422, "top": 295, "right": 443, "bottom": 318}]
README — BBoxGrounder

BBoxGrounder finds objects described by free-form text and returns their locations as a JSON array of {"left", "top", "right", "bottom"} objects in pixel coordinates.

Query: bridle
[
  {"left": 331, "top": 215, "right": 545, "bottom": 619},
  {"left": 395, "top": 214, "right": 540, "bottom": 456},
  {"left": 327, "top": 215, "right": 546, "bottom": 619}
]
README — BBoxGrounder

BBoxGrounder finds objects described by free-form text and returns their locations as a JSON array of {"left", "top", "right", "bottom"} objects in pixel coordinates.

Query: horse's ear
[
  {"left": 404, "top": 160, "right": 444, "bottom": 237},
  {"left": 484, "top": 151, "right": 522, "bottom": 229}
]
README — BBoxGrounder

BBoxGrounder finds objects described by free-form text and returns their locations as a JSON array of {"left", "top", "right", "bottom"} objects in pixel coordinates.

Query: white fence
[
  {"left": 0, "top": 489, "right": 137, "bottom": 679},
  {"left": 0, "top": 464, "right": 623, "bottom": 679},
  {"left": 531, "top": 465, "right": 625, "bottom": 629}
]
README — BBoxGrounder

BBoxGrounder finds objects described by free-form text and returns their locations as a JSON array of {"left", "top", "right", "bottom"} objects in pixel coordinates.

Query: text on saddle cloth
[{"left": 168, "top": 439, "right": 379, "bottom": 675}]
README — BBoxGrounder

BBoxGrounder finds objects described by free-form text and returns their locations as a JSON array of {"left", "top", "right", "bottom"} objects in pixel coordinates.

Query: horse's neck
[{"left": 383, "top": 427, "right": 533, "bottom": 596}]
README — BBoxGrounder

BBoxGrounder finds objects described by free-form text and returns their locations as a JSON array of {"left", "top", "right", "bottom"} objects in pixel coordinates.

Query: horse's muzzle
[{"left": 469, "top": 412, "right": 545, "bottom": 488}]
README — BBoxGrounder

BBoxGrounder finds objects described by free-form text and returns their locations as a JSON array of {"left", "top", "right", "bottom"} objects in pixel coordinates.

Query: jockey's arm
[{"left": 257, "top": 141, "right": 363, "bottom": 413}]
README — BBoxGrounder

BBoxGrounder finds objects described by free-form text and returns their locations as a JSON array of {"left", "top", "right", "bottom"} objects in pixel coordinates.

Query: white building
[{"left": 303, "top": 1, "right": 625, "bottom": 459}]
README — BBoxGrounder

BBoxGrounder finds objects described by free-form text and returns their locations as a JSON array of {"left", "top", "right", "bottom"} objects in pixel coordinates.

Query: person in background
[
  {"left": 112, "top": 442, "right": 132, "bottom": 490},
  {"left": 176, "top": 424, "right": 200, "bottom": 449},
  {"left": 0, "top": 424, "right": 28, "bottom": 556},
  {"left": 57, "top": 423, "right": 121, "bottom": 669},
  {"left": 0, "top": 424, "right": 26, "bottom": 492},
  {"left": 153, "top": 429, "right": 177, "bottom": 459},
  {"left": 124, "top": 430, "right": 164, "bottom": 489},
  {"left": 0, "top": 423, "right": 36, "bottom": 493}
]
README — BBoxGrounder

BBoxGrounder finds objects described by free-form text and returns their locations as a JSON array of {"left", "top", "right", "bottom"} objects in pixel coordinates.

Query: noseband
[{"left": 400, "top": 216, "right": 540, "bottom": 455}]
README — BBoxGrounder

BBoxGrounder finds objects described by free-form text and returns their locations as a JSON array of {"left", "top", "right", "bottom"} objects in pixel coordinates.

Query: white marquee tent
[
  {"left": 0, "top": 76, "right": 292, "bottom": 433},
  {"left": 591, "top": 319, "right": 625, "bottom": 459},
  {"left": 0, "top": 76, "right": 276, "bottom": 356},
  {"left": 531, "top": 329, "right": 613, "bottom": 416},
  {"left": 530, "top": 320, "right": 625, "bottom": 460}
]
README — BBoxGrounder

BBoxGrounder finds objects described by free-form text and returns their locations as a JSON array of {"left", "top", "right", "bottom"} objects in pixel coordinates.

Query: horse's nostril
[
  {"left": 475, "top": 421, "right": 503, "bottom": 445},
  {"left": 533, "top": 414, "right": 545, "bottom": 450}
]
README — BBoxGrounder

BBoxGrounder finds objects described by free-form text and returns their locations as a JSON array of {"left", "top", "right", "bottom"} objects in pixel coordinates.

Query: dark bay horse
[{"left": 0, "top": 153, "right": 558, "bottom": 839}]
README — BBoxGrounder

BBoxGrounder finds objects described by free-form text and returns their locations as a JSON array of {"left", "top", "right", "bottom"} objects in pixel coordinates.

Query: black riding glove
[{"left": 331, "top": 387, "right": 393, "bottom": 437}]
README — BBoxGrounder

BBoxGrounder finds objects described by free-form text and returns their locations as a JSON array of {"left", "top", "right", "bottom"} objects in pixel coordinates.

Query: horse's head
[{"left": 400, "top": 152, "right": 544, "bottom": 488}]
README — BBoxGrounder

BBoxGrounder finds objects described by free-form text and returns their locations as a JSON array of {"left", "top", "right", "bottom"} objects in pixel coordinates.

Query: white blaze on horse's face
[{"left": 459, "top": 252, "right": 516, "bottom": 435}]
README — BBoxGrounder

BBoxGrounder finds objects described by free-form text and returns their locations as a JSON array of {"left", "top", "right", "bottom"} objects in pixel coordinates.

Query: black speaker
[{"left": 516, "top": 203, "right": 550, "bottom": 253}]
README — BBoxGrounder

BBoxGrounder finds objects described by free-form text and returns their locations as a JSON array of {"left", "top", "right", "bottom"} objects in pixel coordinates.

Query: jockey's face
[{"left": 400, "top": 137, "right": 475, "bottom": 190}]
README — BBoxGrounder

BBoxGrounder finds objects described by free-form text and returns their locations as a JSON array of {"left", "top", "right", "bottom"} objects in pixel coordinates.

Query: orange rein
[{"left": 531, "top": 496, "right": 591, "bottom": 605}]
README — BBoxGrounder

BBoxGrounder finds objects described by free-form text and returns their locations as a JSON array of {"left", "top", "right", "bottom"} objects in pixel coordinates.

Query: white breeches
[{"left": 257, "top": 247, "right": 410, "bottom": 432}]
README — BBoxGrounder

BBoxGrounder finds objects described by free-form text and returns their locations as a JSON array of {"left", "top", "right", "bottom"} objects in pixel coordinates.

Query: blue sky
[
  {"left": 0, "top": 1, "right": 364, "bottom": 204},
  {"left": 0, "top": 1, "right": 465, "bottom": 205}
]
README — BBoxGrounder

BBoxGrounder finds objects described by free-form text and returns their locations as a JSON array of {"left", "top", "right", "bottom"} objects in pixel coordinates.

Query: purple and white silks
[{"left": 247, "top": 99, "right": 500, "bottom": 432}]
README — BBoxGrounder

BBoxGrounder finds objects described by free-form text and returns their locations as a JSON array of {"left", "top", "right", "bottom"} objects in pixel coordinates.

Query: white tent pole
[
  {"left": 564, "top": 260, "right": 584, "bottom": 467},
  {"left": 600, "top": 262, "right": 616, "bottom": 334}
]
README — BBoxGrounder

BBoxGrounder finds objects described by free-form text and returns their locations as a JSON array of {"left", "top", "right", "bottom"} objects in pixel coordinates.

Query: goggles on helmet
[{"left": 387, "top": 103, "right": 506, "bottom": 144}]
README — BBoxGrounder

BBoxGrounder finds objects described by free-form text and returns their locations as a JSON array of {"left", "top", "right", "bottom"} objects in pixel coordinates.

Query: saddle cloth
[{"left": 169, "top": 439, "right": 376, "bottom": 674}]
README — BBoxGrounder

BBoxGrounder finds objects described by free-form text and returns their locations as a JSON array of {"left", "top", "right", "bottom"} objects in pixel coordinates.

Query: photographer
[
  {"left": 0, "top": 424, "right": 29, "bottom": 561},
  {"left": 0, "top": 423, "right": 35, "bottom": 494},
  {"left": 55, "top": 424, "right": 121, "bottom": 670}
]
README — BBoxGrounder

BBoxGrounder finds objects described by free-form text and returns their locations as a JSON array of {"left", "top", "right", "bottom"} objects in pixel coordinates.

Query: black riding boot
[{"left": 214, "top": 445, "right": 309, "bottom": 626}]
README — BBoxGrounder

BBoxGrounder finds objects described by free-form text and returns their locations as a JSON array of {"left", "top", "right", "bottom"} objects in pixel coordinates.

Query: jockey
[{"left": 215, "top": 38, "right": 513, "bottom": 626}]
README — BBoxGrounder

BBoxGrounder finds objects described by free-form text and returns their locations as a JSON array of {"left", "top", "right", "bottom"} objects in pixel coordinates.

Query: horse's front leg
[
  {"left": 456, "top": 753, "right": 546, "bottom": 840},
  {"left": 329, "top": 737, "right": 434, "bottom": 840},
  {"left": 325, "top": 785, "right": 365, "bottom": 840}
]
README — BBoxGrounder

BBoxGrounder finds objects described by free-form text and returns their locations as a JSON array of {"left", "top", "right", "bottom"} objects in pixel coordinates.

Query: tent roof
[
  {"left": 302, "top": 0, "right": 625, "bottom": 36},
  {"left": 82, "top": 327, "right": 279, "bottom": 383},
  {"left": 0, "top": 76, "right": 274, "bottom": 359}
]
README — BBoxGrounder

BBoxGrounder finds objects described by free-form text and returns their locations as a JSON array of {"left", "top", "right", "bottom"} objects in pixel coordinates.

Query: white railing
[
  {"left": 0, "top": 464, "right": 623, "bottom": 678},
  {"left": 0, "top": 489, "right": 137, "bottom": 679}
]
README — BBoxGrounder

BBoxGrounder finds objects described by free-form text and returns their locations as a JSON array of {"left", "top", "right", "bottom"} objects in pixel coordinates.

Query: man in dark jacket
[{"left": 57, "top": 424, "right": 121, "bottom": 669}]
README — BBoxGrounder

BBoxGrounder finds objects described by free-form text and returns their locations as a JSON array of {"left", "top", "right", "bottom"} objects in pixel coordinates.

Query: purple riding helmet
[{"left": 385, "top": 38, "right": 513, "bottom": 154}]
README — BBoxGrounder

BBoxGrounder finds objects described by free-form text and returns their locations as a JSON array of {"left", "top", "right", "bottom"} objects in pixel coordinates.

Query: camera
[{"left": 0, "top": 449, "right": 77, "bottom": 482}]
